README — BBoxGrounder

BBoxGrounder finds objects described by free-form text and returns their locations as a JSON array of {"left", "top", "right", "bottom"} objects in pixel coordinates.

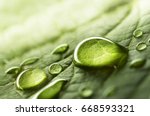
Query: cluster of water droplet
[
  {"left": 133, "top": 29, "right": 147, "bottom": 51},
  {"left": 5, "top": 44, "right": 69, "bottom": 99},
  {"left": 5, "top": 36, "right": 130, "bottom": 99},
  {"left": 5, "top": 30, "right": 148, "bottom": 98},
  {"left": 130, "top": 29, "right": 147, "bottom": 68}
]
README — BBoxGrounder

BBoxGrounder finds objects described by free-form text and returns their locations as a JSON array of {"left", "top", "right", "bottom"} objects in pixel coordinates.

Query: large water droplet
[
  {"left": 5, "top": 66, "right": 20, "bottom": 74},
  {"left": 73, "top": 37, "right": 128, "bottom": 68},
  {"left": 49, "top": 63, "right": 62, "bottom": 75},
  {"left": 130, "top": 58, "right": 146, "bottom": 68},
  {"left": 133, "top": 29, "right": 143, "bottom": 38},
  {"left": 20, "top": 57, "right": 39, "bottom": 67},
  {"left": 52, "top": 44, "right": 69, "bottom": 54},
  {"left": 80, "top": 88, "right": 93, "bottom": 98},
  {"left": 37, "top": 80, "right": 65, "bottom": 99},
  {"left": 16, "top": 69, "right": 47, "bottom": 90},
  {"left": 136, "top": 42, "right": 147, "bottom": 51}
]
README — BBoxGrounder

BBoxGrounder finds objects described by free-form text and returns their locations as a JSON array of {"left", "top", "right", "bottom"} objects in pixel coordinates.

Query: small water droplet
[
  {"left": 130, "top": 58, "right": 146, "bottom": 68},
  {"left": 74, "top": 37, "right": 128, "bottom": 68},
  {"left": 147, "top": 39, "right": 150, "bottom": 45},
  {"left": 136, "top": 42, "right": 147, "bottom": 51},
  {"left": 16, "top": 68, "right": 47, "bottom": 90},
  {"left": 133, "top": 29, "right": 143, "bottom": 38},
  {"left": 49, "top": 63, "right": 62, "bottom": 75},
  {"left": 52, "top": 44, "right": 69, "bottom": 54},
  {"left": 20, "top": 57, "right": 39, "bottom": 66},
  {"left": 5, "top": 66, "right": 20, "bottom": 74},
  {"left": 37, "top": 80, "right": 65, "bottom": 99},
  {"left": 80, "top": 88, "right": 93, "bottom": 98}
]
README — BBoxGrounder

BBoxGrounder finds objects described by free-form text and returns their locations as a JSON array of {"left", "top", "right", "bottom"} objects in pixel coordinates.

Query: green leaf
[{"left": 0, "top": 0, "right": 150, "bottom": 98}]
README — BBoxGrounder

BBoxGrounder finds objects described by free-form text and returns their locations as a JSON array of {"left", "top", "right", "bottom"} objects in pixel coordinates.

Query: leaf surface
[{"left": 0, "top": 0, "right": 150, "bottom": 98}]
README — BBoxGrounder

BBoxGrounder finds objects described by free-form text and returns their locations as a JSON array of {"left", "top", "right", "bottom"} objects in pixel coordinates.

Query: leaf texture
[{"left": 0, "top": 0, "right": 150, "bottom": 98}]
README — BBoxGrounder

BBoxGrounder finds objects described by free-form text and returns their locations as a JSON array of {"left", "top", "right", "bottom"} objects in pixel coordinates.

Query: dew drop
[
  {"left": 130, "top": 58, "right": 146, "bottom": 68},
  {"left": 49, "top": 63, "right": 62, "bottom": 75},
  {"left": 16, "top": 68, "right": 47, "bottom": 90},
  {"left": 20, "top": 57, "right": 39, "bottom": 66},
  {"left": 80, "top": 88, "right": 93, "bottom": 98},
  {"left": 5, "top": 66, "right": 20, "bottom": 74},
  {"left": 133, "top": 29, "right": 143, "bottom": 38},
  {"left": 136, "top": 42, "right": 147, "bottom": 51},
  {"left": 52, "top": 44, "right": 69, "bottom": 54},
  {"left": 73, "top": 37, "right": 128, "bottom": 68},
  {"left": 37, "top": 80, "right": 65, "bottom": 99},
  {"left": 148, "top": 39, "right": 150, "bottom": 45}
]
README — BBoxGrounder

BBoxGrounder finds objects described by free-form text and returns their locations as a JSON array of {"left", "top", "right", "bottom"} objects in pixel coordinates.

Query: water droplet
[
  {"left": 37, "top": 80, "right": 65, "bottom": 99},
  {"left": 52, "top": 44, "right": 69, "bottom": 54},
  {"left": 73, "top": 37, "right": 128, "bottom": 68},
  {"left": 5, "top": 66, "right": 20, "bottom": 74},
  {"left": 130, "top": 58, "right": 146, "bottom": 68},
  {"left": 133, "top": 29, "right": 143, "bottom": 38},
  {"left": 102, "top": 86, "right": 116, "bottom": 97},
  {"left": 147, "top": 39, "right": 150, "bottom": 45},
  {"left": 16, "top": 68, "right": 47, "bottom": 90},
  {"left": 49, "top": 63, "right": 62, "bottom": 75},
  {"left": 20, "top": 57, "right": 39, "bottom": 66},
  {"left": 136, "top": 42, "right": 147, "bottom": 51},
  {"left": 80, "top": 88, "right": 93, "bottom": 98}
]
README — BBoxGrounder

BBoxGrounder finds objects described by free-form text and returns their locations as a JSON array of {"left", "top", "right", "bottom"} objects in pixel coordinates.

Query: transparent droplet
[
  {"left": 80, "top": 88, "right": 93, "bottom": 98},
  {"left": 136, "top": 42, "right": 147, "bottom": 51},
  {"left": 49, "top": 63, "right": 62, "bottom": 75},
  {"left": 147, "top": 39, "right": 150, "bottom": 45},
  {"left": 37, "top": 80, "right": 65, "bottom": 99},
  {"left": 74, "top": 37, "right": 128, "bottom": 68},
  {"left": 133, "top": 29, "right": 143, "bottom": 38},
  {"left": 52, "top": 44, "right": 69, "bottom": 54},
  {"left": 20, "top": 57, "right": 39, "bottom": 66},
  {"left": 5, "top": 66, "right": 20, "bottom": 74},
  {"left": 16, "top": 69, "right": 47, "bottom": 90},
  {"left": 130, "top": 58, "right": 146, "bottom": 68}
]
